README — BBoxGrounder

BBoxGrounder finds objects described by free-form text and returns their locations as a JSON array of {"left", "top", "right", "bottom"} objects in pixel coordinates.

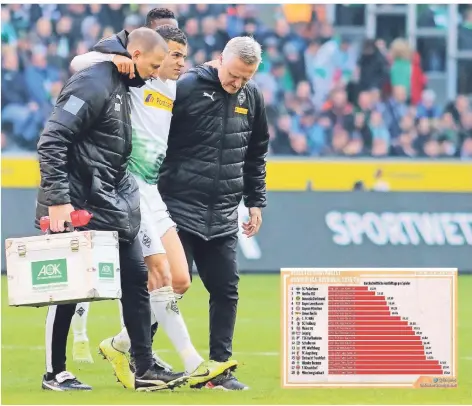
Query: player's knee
[{"left": 172, "top": 271, "right": 191, "bottom": 294}]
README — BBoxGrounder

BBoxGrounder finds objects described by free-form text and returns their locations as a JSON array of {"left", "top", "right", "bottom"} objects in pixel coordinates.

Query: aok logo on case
[
  {"left": 99, "top": 262, "right": 115, "bottom": 279},
  {"left": 31, "top": 259, "right": 68, "bottom": 285}
]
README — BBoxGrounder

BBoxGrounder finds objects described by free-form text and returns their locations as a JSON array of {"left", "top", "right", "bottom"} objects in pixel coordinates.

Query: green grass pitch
[{"left": 1, "top": 274, "right": 471, "bottom": 404}]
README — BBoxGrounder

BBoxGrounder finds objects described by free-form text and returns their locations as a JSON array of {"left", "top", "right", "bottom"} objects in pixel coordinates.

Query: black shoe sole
[
  {"left": 135, "top": 375, "right": 189, "bottom": 392},
  {"left": 42, "top": 382, "right": 92, "bottom": 391}
]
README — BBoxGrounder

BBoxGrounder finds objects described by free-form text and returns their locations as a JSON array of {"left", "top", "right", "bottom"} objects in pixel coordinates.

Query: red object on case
[{"left": 40, "top": 210, "right": 93, "bottom": 232}]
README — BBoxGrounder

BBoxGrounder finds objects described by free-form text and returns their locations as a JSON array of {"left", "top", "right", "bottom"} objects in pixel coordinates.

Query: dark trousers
[
  {"left": 178, "top": 230, "right": 239, "bottom": 362},
  {"left": 45, "top": 236, "right": 153, "bottom": 377}
]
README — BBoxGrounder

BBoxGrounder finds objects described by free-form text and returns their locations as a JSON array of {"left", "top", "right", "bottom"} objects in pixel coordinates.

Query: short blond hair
[{"left": 222, "top": 36, "right": 262, "bottom": 66}]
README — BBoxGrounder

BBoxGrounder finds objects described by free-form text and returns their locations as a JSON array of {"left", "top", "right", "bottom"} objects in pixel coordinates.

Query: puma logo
[{"left": 203, "top": 91, "right": 215, "bottom": 101}]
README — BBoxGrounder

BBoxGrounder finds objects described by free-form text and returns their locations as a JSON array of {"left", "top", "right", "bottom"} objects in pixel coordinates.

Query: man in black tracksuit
[
  {"left": 35, "top": 28, "right": 176, "bottom": 392},
  {"left": 158, "top": 36, "right": 269, "bottom": 390}
]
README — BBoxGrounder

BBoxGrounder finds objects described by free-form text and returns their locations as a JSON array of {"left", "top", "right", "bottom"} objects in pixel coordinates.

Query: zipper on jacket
[{"left": 206, "top": 92, "right": 229, "bottom": 238}]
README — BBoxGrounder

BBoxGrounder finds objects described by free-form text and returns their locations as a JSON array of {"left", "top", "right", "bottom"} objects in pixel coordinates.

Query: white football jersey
[{"left": 128, "top": 78, "right": 177, "bottom": 185}]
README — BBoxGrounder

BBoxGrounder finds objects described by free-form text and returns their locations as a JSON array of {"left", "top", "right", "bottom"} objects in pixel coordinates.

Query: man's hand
[
  {"left": 48, "top": 204, "right": 75, "bottom": 232},
  {"left": 242, "top": 207, "right": 262, "bottom": 238},
  {"left": 112, "top": 55, "right": 135, "bottom": 79}
]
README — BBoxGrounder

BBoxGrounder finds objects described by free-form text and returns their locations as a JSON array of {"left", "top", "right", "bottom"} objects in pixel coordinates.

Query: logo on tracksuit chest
[{"left": 235, "top": 90, "right": 248, "bottom": 115}]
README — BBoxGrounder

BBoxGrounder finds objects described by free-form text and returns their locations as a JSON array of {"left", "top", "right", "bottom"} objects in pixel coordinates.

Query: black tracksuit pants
[
  {"left": 44, "top": 236, "right": 153, "bottom": 378},
  {"left": 178, "top": 229, "right": 239, "bottom": 362}
]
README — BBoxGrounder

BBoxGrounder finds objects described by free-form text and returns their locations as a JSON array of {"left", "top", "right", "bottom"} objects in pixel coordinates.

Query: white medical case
[{"left": 5, "top": 230, "right": 121, "bottom": 307}]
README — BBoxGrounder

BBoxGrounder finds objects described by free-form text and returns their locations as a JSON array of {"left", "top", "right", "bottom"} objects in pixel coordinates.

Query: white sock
[
  {"left": 115, "top": 301, "right": 157, "bottom": 353},
  {"left": 150, "top": 286, "right": 203, "bottom": 374},
  {"left": 113, "top": 327, "right": 131, "bottom": 353},
  {"left": 72, "top": 302, "right": 89, "bottom": 342}
]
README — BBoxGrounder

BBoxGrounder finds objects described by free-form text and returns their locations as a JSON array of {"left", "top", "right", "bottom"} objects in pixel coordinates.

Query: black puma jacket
[
  {"left": 158, "top": 65, "right": 270, "bottom": 240},
  {"left": 35, "top": 33, "right": 146, "bottom": 243}
]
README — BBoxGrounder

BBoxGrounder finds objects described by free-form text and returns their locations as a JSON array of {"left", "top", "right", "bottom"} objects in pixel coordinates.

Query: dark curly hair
[{"left": 145, "top": 8, "right": 176, "bottom": 27}]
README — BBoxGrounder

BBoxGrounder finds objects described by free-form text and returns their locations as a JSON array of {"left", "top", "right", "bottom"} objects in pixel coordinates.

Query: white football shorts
[{"left": 133, "top": 174, "right": 176, "bottom": 257}]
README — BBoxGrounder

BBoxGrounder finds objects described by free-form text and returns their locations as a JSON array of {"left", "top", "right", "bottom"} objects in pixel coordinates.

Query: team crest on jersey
[
  {"left": 144, "top": 90, "right": 174, "bottom": 112},
  {"left": 237, "top": 90, "right": 246, "bottom": 105}
]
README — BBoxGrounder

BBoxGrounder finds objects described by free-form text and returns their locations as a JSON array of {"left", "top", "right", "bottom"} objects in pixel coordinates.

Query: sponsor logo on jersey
[{"left": 144, "top": 90, "right": 174, "bottom": 112}]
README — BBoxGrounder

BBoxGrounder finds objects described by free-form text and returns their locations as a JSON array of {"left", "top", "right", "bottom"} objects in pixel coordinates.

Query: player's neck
[{"left": 156, "top": 74, "right": 169, "bottom": 84}]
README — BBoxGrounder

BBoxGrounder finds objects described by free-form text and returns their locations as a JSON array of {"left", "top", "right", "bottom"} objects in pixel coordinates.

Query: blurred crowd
[{"left": 1, "top": 3, "right": 472, "bottom": 159}]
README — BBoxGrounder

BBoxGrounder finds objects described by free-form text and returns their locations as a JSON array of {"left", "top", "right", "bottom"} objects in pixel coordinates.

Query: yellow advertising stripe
[
  {"left": 266, "top": 160, "right": 472, "bottom": 192},
  {"left": 2, "top": 157, "right": 472, "bottom": 192},
  {"left": 2, "top": 157, "right": 40, "bottom": 188}
]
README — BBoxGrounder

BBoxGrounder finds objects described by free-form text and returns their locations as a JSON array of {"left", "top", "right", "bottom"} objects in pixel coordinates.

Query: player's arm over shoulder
[{"left": 70, "top": 51, "right": 116, "bottom": 73}]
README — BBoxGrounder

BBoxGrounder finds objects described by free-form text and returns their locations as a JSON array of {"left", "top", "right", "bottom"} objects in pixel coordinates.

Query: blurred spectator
[
  {"left": 1, "top": 46, "right": 43, "bottom": 148},
  {"left": 391, "top": 132, "right": 417, "bottom": 157},
  {"left": 410, "top": 52, "right": 427, "bottom": 105},
  {"left": 322, "top": 88, "right": 354, "bottom": 130},
  {"left": 434, "top": 112, "right": 460, "bottom": 149},
  {"left": 381, "top": 85, "right": 409, "bottom": 140},
  {"left": 123, "top": 14, "right": 143, "bottom": 33},
  {"left": 414, "top": 117, "right": 433, "bottom": 155},
  {"left": 284, "top": 42, "right": 306, "bottom": 85},
  {"left": 444, "top": 94, "right": 470, "bottom": 125},
  {"left": 305, "top": 30, "right": 341, "bottom": 108},
  {"left": 24, "top": 45, "right": 60, "bottom": 116},
  {"left": 460, "top": 137, "right": 472, "bottom": 159},
  {"left": 389, "top": 38, "right": 413, "bottom": 100},
  {"left": 29, "top": 17, "right": 54, "bottom": 48},
  {"left": 0, "top": 3, "right": 469, "bottom": 159},
  {"left": 1, "top": 6, "right": 17, "bottom": 45},
  {"left": 459, "top": 111, "right": 472, "bottom": 141},
  {"left": 356, "top": 39, "right": 389, "bottom": 92},
  {"left": 270, "top": 114, "right": 299, "bottom": 155},
  {"left": 423, "top": 138, "right": 441, "bottom": 158},
  {"left": 369, "top": 110, "right": 390, "bottom": 150},
  {"left": 329, "top": 126, "right": 351, "bottom": 156},
  {"left": 352, "top": 111, "right": 372, "bottom": 150},
  {"left": 416, "top": 89, "right": 442, "bottom": 120},
  {"left": 371, "top": 137, "right": 389, "bottom": 157}
]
